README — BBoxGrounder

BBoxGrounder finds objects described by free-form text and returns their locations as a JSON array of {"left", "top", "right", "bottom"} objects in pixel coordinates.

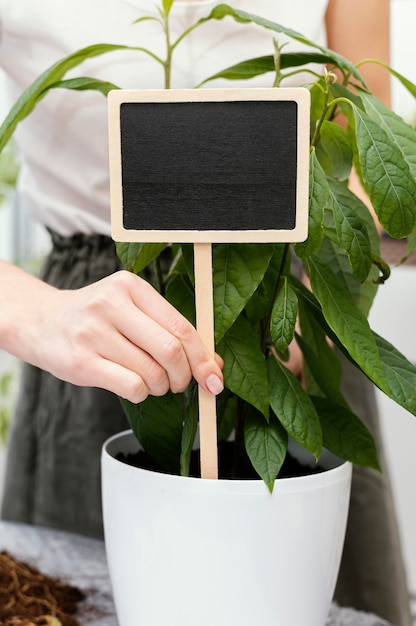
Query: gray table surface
[{"left": 0, "top": 520, "right": 395, "bottom": 626}]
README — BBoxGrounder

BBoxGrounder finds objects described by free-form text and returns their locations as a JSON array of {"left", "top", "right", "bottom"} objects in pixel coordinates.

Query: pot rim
[{"left": 102, "top": 429, "right": 352, "bottom": 495}]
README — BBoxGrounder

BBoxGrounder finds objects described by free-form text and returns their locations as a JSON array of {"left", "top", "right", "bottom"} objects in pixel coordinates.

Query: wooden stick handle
[{"left": 194, "top": 242, "right": 218, "bottom": 480}]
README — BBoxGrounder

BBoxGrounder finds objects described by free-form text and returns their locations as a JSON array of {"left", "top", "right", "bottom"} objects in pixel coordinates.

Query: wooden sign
[
  {"left": 108, "top": 88, "right": 310, "bottom": 244},
  {"left": 108, "top": 88, "right": 310, "bottom": 480}
]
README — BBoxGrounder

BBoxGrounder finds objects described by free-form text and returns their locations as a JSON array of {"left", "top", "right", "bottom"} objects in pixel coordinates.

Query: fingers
[
  {"left": 81, "top": 356, "right": 152, "bottom": 404},
  {"left": 124, "top": 273, "right": 224, "bottom": 394},
  {"left": 95, "top": 331, "right": 171, "bottom": 397},
  {"left": 115, "top": 309, "right": 194, "bottom": 394},
  {"left": 74, "top": 271, "right": 223, "bottom": 399}
]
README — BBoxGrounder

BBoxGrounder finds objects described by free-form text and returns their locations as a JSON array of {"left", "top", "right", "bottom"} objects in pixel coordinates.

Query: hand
[{"left": 3, "top": 267, "right": 224, "bottom": 403}]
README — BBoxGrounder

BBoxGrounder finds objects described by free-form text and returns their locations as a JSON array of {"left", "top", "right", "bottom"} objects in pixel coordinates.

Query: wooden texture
[
  {"left": 108, "top": 87, "right": 310, "bottom": 243},
  {"left": 194, "top": 242, "right": 218, "bottom": 479}
]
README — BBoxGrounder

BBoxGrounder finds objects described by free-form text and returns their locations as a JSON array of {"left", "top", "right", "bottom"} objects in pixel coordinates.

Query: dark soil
[
  {"left": 0, "top": 551, "right": 85, "bottom": 626},
  {"left": 118, "top": 440, "right": 324, "bottom": 480}
]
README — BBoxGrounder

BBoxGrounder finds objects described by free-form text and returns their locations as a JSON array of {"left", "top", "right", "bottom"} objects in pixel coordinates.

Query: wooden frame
[{"left": 108, "top": 87, "right": 310, "bottom": 244}]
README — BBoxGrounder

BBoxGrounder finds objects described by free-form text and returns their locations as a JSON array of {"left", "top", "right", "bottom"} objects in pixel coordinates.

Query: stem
[
  {"left": 171, "top": 20, "right": 205, "bottom": 52},
  {"left": 161, "top": 0, "right": 209, "bottom": 88},
  {"left": 272, "top": 39, "right": 284, "bottom": 88},
  {"left": 161, "top": 9, "right": 172, "bottom": 89},
  {"left": 310, "top": 80, "right": 331, "bottom": 148}
]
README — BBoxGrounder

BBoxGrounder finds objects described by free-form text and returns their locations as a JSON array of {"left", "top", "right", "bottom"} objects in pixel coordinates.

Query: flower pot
[{"left": 101, "top": 429, "right": 352, "bottom": 626}]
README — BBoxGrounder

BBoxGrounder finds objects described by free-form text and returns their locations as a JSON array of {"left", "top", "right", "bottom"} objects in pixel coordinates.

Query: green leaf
[
  {"left": 115, "top": 242, "right": 167, "bottom": 273},
  {"left": 295, "top": 150, "right": 327, "bottom": 258},
  {"left": 199, "top": 4, "right": 365, "bottom": 84},
  {"left": 295, "top": 332, "right": 346, "bottom": 406},
  {"left": 245, "top": 245, "right": 286, "bottom": 323},
  {"left": 270, "top": 277, "right": 298, "bottom": 354},
  {"left": 330, "top": 82, "right": 365, "bottom": 117},
  {"left": 46, "top": 77, "right": 119, "bottom": 97},
  {"left": 360, "top": 60, "right": 416, "bottom": 99},
  {"left": 165, "top": 274, "right": 195, "bottom": 324},
  {"left": 198, "top": 55, "right": 275, "bottom": 86},
  {"left": 329, "top": 183, "right": 372, "bottom": 282},
  {"left": 327, "top": 178, "right": 380, "bottom": 312},
  {"left": 0, "top": 43, "right": 130, "bottom": 153},
  {"left": 308, "top": 255, "right": 388, "bottom": 393},
  {"left": 120, "top": 393, "right": 184, "bottom": 475},
  {"left": 317, "top": 120, "right": 352, "bottom": 181},
  {"left": 180, "top": 244, "right": 196, "bottom": 284},
  {"left": 292, "top": 275, "right": 357, "bottom": 370},
  {"left": 213, "top": 243, "right": 274, "bottom": 342},
  {"left": 375, "top": 333, "right": 416, "bottom": 416},
  {"left": 361, "top": 92, "right": 416, "bottom": 179},
  {"left": 330, "top": 178, "right": 380, "bottom": 253},
  {"left": 268, "top": 356, "right": 322, "bottom": 459},
  {"left": 311, "top": 396, "right": 380, "bottom": 470},
  {"left": 352, "top": 104, "right": 416, "bottom": 238},
  {"left": 316, "top": 236, "right": 363, "bottom": 305},
  {"left": 132, "top": 16, "right": 160, "bottom": 25},
  {"left": 197, "top": 51, "right": 337, "bottom": 87},
  {"left": 291, "top": 275, "right": 333, "bottom": 332},
  {"left": 217, "top": 390, "right": 238, "bottom": 441},
  {"left": 163, "top": 0, "right": 175, "bottom": 16},
  {"left": 217, "top": 316, "right": 269, "bottom": 418},
  {"left": 244, "top": 406, "right": 288, "bottom": 491},
  {"left": 318, "top": 234, "right": 378, "bottom": 318}
]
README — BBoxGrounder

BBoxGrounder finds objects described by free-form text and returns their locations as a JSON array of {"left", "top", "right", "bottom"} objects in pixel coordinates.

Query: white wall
[
  {"left": 370, "top": 267, "right": 416, "bottom": 610},
  {"left": 391, "top": 0, "right": 416, "bottom": 124},
  {"left": 372, "top": 1, "right": 416, "bottom": 616}
]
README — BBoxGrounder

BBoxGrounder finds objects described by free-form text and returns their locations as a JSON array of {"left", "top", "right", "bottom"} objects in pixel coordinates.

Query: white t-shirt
[{"left": 0, "top": 0, "right": 328, "bottom": 236}]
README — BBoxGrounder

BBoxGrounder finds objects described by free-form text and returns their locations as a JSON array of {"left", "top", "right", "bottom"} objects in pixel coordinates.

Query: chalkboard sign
[{"left": 108, "top": 88, "right": 310, "bottom": 243}]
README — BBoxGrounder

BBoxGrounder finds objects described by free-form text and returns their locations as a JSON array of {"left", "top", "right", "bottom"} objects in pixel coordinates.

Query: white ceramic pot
[{"left": 101, "top": 429, "right": 352, "bottom": 626}]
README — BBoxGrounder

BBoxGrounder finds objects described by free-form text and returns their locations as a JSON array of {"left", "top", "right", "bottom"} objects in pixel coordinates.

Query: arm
[
  {"left": 0, "top": 260, "right": 223, "bottom": 403},
  {"left": 325, "top": 0, "right": 391, "bottom": 106}
]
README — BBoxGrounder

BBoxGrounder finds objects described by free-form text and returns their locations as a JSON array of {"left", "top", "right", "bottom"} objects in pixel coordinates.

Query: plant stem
[
  {"left": 272, "top": 39, "right": 284, "bottom": 88},
  {"left": 161, "top": 8, "right": 172, "bottom": 88},
  {"left": 311, "top": 71, "right": 336, "bottom": 148}
]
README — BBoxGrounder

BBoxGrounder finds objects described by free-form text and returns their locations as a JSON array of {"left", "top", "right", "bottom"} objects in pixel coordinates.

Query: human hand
[{"left": 9, "top": 269, "right": 224, "bottom": 403}]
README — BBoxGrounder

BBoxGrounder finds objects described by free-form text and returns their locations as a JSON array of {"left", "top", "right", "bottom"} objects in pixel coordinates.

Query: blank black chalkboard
[{"left": 109, "top": 88, "right": 310, "bottom": 243}]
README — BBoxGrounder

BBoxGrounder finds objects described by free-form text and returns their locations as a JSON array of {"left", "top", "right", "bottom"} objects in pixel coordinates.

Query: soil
[
  {"left": 118, "top": 440, "right": 324, "bottom": 480},
  {"left": 0, "top": 551, "right": 85, "bottom": 626}
]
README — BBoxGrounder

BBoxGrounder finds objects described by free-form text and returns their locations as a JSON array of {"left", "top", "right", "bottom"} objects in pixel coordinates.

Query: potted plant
[{"left": 1, "top": 2, "right": 416, "bottom": 625}]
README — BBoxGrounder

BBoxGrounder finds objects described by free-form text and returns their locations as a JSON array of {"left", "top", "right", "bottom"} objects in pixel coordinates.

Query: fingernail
[{"left": 205, "top": 374, "right": 224, "bottom": 395}]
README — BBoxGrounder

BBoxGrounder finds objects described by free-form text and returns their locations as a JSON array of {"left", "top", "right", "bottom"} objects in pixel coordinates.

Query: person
[{"left": 0, "top": 1, "right": 411, "bottom": 624}]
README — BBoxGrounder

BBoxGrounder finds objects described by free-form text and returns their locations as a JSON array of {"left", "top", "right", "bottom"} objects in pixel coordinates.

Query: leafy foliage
[{"left": 1, "top": 1, "right": 416, "bottom": 488}]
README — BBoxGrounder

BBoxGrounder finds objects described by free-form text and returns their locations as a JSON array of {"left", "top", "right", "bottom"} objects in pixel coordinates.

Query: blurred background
[{"left": 0, "top": 0, "right": 415, "bottom": 621}]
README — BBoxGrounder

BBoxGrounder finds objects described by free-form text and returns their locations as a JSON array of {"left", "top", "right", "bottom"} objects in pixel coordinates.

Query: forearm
[
  {"left": 0, "top": 259, "right": 58, "bottom": 363},
  {"left": 326, "top": 0, "right": 391, "bottom": 106}
]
